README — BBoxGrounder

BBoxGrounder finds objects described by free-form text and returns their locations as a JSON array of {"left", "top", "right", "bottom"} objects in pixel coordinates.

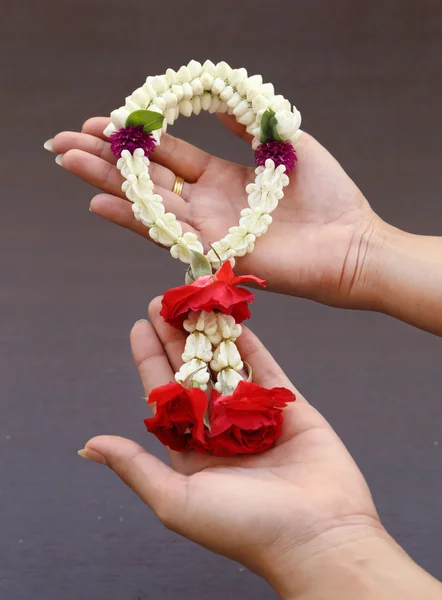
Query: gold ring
[{"left": 172, "top": 176, "right": 185, "bottom": 196}]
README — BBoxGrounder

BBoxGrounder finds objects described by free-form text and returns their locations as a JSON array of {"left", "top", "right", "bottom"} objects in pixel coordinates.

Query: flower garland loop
[{"left": 105, "top": 61, "right": 301, "bottom": 456}]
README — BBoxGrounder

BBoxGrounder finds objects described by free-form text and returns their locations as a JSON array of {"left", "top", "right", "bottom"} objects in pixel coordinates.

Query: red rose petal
[
  {"left": 160, "top": 265, "right": 261, "bottom": 329},
  {"left": 145, "top": 382, "right": 209, "bottom": 452},
  {"left": 208, "top": 382, "right": 295, "bottom": 456}
]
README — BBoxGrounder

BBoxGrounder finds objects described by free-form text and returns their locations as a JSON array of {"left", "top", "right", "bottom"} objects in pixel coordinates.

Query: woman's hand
[
  {"left": 78, "top": 300, "right": 442, "bottom": 599},
  {"left": 48, "top": 117, "right": 442, "bottom": 335},
  {"left": 49, "top": 116, "right": 382, "bottom": 308}
]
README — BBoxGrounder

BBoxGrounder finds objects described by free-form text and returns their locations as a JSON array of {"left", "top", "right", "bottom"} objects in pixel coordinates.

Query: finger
[
  {"left": 82, "top": 117, "right": 210, "bottom": 183},
  {"left": 233, "top": 328, "right": 331, "bottom": 445},
  {"left": 148, "top": 296, "right": 186, "bottom": 374},
  {"left": 217, "top": 113, "right": 253, "bottom": 145},
  {"left": 52, "top": 131, "right": 116, "bottom": 164},
  {"left": 236, "top": 327, "right": 305, "bottom": 399},
  {"left": 149, "top": 157, "right": 192, "bottom": 200},
  {"left": 129, "top": 319, "right": 190, "bottom": 474},
  {"left": 62, "top": 149, "right": 190, "bottom": 206},
  {"left": 57, "top": 136, "right": 193, "bottom": 200},
  {"left": 81, "top": 117, "right": 111, "bottom": 140},
  {"left": 79, "top": 435, "right": 187, "bottom": 528},
  {"left": 89, "top": 193, "right": 196, "bottom": 236},
  {"left": 150, "top": 133, "right": 211, "bottom": 182},
  {"left": 130, "top": 319, "right": 174, "bottom": 395}
]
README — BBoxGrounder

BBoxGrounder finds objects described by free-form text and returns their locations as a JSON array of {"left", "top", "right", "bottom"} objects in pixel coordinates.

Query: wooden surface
[{"left": 1, "top": 1, "right": 441, "bottom": 598}]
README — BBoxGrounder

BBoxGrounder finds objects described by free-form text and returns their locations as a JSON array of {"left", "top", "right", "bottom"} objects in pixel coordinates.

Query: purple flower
[
  {"left": 109, "top": 125, "right": 157, "bottom": 158},
  {"left": 255, "top": 140, "right": 297, "bottom": 172}
]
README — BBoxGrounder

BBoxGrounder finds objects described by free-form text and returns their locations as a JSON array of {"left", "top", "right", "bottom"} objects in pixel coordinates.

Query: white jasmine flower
[
  {"left": 214, "top": 368, "right": 243, "bottom": 394},
  {"left": 151, "top": 75, "right": 168, "bottom": 93},
  {"left": 179, "top": 99, "right": 193, "bottom": 117},
  {"left": 192, "top": 96, "right": 202, "bottom": 116},
  {"left": 201, "top": 92, "right": 212, "bottom": 111},
  {"left": 227, "top": 92, "right": 242, "bottom": 109},
  {"left": 202, "top": 59, "right": 216, "bottom": 75},
  {"left": 210, "top": 341, "right": 243, "bottom": 372},
  {"left": 233, "top": 99, "right": 250, "bottom": 117},
  {"left": 191, "top": 78, "right": 204, "bottom": 96},
  {"left": 220, "top": 85, "right": 234, "bottom": 102},
  {"left": 208, "top": 95, "right": 222, "bottom": 113},
  {"left": 131, "top": 87, "right": 150, "bottom": 108},
  {"left": 182, "top": 332, "right": 213, "bottom": 363},
  {"left": 165, "top": 68, "right": 178, "bottom": 85},
  {"left": 149, "top": 213, "right": 182, "bottom": 247},
  {"left": 187, "top": 60, "right": 202, "bottom": 79},
  {"left": 211, "top": 77, "right": 226, "bottom": 95},
  {"left": 214, "top": 61, "right": 231, "bottom": 79},
  {"left": 110, "top": 107, "right": 130, "bottom": 129},
  {"left": 171, "top": 84, "right": 184, "bottom": 102},
  {"left": 200, "top": 72, "right": 214, "bottom": 90},
  {"left": 177, "top": 65, "right": 192, "bottom": 83},
  {"left": 170, "top": 232, "right": 204, "bottom": 263},
  {"left": 132, "top": 198, "right": 165, "bottom": 227},
  {"left": 175, "top": 359, "right": 210, "bottom": 389},
  {"left": 162, "top": 91, "right": 178, "bottom": 108},
  {"left": 274, "top": 108, "right": 301, "bottom": 141},
  {"left": 237, "top": 110, "right": 255, "bottom": 126},
  {"left": 181, "top": 82, "right": 193, "bottom": 100},
  {"left": 239, "top": 208, "right": 273, "bottom": 236},
  {"left": 261, "top": 82, "right": 275, "bottom": 98},
  {"left": 215, "top": 314, "right": 242, "bottom": 342},
  {"left": 229, "top": 68, "right": 248, "bottom": 88}
]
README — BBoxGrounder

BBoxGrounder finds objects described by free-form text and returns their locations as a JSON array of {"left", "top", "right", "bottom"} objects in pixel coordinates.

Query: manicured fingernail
[
  {"left": 44, "top": 139, "right": 54, "bottom": 152},
  {"left": 55, "top": 154, "right": 64, "bottom": 166},
  {"left": 88, "top": 206, "right": 94, "bottom": 212},
  {"left": 135, "top": 319, "right": 149, "bottom": 325},
  {"left": 78, "top": 448, "right": 107, "bottom": 465}
]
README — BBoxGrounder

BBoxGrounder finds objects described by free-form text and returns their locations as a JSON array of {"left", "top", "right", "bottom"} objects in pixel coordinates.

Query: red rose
[
  {"left": 160, "top": 261, "right": 266, "bottom": 329},
  {"left": 208, "top": 381, "right": 295, "bottom": 456},
  {"left": 144, "top": 382, "right": 209, "bottom": 452}
]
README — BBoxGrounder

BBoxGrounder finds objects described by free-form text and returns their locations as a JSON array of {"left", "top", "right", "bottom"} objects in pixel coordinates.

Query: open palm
[
  {"left": 81, "top": 298, "right": 381, "bottom": 595},
  {"left": 52, "top": 115, "right": 380, "bottom": 306}
]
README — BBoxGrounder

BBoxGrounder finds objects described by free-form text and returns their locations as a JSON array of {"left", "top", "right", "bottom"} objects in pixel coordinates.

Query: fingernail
[
  {"left": 135, "top": 319, "right": 149, "bottom": 325},
  {"left": 44, "top": 139, "right": 54, "bottom": 152},
  {"left": 55, "top": 154, "right": 64, "bottom": 166},
  {"left": 78, "top": 448, "right": 107, "bottom": 465},
  {"left": 88, "top": 206, "right": 94, "bottom": 213}
]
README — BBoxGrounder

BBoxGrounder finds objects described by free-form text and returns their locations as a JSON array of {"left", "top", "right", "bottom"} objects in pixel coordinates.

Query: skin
[
  {"left": 78, "top": 301, "right": 442, "bottom": 599},
  {"left": 49, "top": 115, "right": 379, "bottom": 306},
  {"left": 47, "top": 115, "right": 442, "bottom": 595},
  {"left": 49, "top": 115, "right": 442, "bottom": 334}
]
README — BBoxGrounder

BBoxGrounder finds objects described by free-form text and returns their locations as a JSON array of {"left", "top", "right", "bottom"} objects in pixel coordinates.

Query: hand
[
  {"left": 49, "top": 116, "right": 383, "bottom": 309},
  {"left": 77, "top": 299, "right": 442, "bottom": 599}
]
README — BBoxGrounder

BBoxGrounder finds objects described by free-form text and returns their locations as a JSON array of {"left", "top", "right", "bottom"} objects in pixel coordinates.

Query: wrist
[
  {"left": 357, "top": 222, "right": 442, "bottom": 333},
  {"left": 343, "top": 217, "right": 412, "bottom": 313},
  {"left": 262, "top": 522, "right": 442, "bottom": 600}
]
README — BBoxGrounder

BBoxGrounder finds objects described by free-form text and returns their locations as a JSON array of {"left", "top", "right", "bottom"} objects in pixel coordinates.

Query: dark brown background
[{"left": 1, "top": 1, "right": 441, "bottom": 598}]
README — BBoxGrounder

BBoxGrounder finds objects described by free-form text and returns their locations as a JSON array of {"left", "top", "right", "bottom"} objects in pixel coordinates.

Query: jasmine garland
[{"left": 104, "top": 61, "right": 301, "bottom": 455}]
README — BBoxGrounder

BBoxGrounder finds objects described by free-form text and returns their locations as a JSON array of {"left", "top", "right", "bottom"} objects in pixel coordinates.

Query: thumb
[
  {"left": 78, "top": 435, "right": 187, "bottom": 528},
  {"left": 217, "top": 113, "right": 253, "bottom": 144}
]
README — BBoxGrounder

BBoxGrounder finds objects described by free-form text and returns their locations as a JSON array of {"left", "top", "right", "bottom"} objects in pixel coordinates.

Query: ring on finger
[{"left": 172, "top": 175, "right": 185, "bottom": 196}]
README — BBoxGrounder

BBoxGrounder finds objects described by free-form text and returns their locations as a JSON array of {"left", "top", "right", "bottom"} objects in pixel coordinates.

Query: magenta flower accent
[
  {"left": 255, "top": 140, "right": 297, "bottom": 172},
  {"left": 109, "top": 125, "right": 157, "bottom": 158}
]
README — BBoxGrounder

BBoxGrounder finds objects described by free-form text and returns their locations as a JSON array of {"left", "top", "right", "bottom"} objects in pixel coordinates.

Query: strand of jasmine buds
[
  {"left": 116, "top": 150, "right": 289, "bottom": 267},
  {"left": 108, "top": 60, "right": 300, "bottom": 267},
  {"left": 210, "top": 339, "right": 244, "bottom": 394},
  {"left": 116, "top": 148, "right": 204, "bottom": 264},
  {"left": 104, "top": 60, "right": 301, "bottom": 150},
  {"left": 206, "top": 159, "right": 290, "bottom": 268},
  {"left": 178, "top": 311, "right": 243, "bottom": 393},
  {"left": 174, "top": 330, "right": 212, "bottom": 391}
]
